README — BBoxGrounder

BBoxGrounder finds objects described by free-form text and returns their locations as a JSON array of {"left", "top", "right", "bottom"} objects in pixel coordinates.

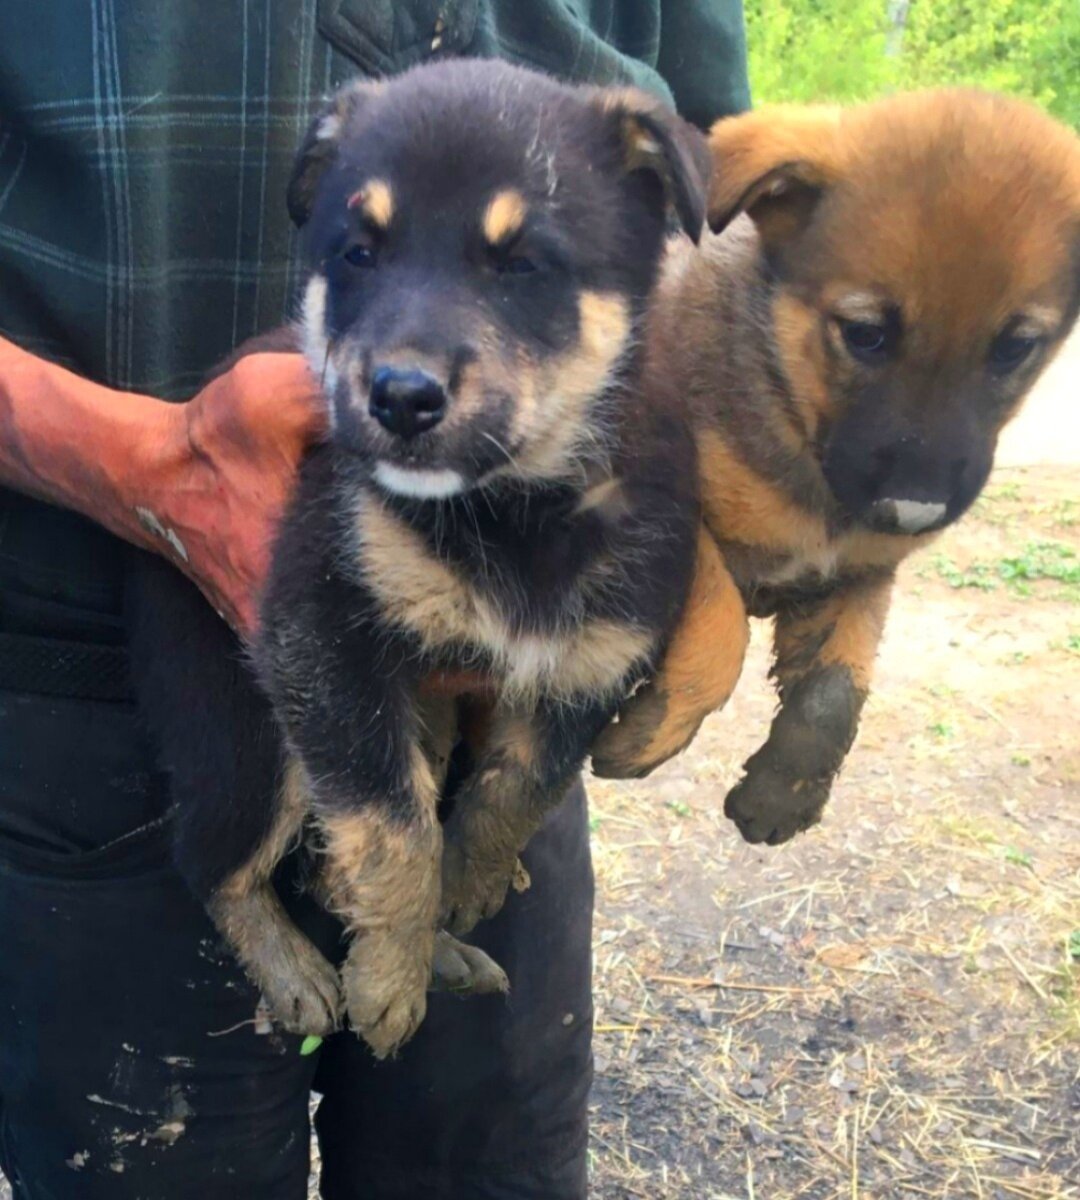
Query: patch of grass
[
  {"left": 1004, "top": 846, "right": 1033, "bottom": 869},
  {"left": 997, "top": 541, "right": 1080, "bottom": 600},
  {"left": 925, "top": 542, "right": 1080, "bottom": 602},
  {"left": 927, "top": 720, "right": 955, "bottom": 740},
  {"left": 927, "top": 553, "right": 997, "bottom": 591},
  {"left": 1011, "top": 752, "right": 1032, "bottom": 767}
]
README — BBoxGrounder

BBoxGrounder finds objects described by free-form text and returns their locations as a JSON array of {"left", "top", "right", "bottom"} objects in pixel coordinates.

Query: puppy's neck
[{"left": 655, "top": 224, "right": 833, "bottom": 504}]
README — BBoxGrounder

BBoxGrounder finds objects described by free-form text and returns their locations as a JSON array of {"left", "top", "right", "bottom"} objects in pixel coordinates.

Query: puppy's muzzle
[{"left": 369, "top": 366, "right": 447, "bottom": 440}]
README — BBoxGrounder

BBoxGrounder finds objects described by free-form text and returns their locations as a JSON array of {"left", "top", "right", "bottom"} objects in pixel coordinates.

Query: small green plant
[
  {"left": 1004, "top": 846, "right": 1033, "bottom": 869},
  {"left": 1069, "top": 931, "right": 1080, "bottom": 963},
  {"left": 994, "top": 541, "right": 1080, "bottom": 602},
  {"left": 928, "top": 721, "right": 955, "bottom": 740},
  {"left": 667, "top": 800, "right": 691, "bottom": 819},
  {"left": 1011, "top": 752, "right": 1031, "bottom": 767},
  {"left": 929, "top": 553, "right": 997, "bottom": 591}
]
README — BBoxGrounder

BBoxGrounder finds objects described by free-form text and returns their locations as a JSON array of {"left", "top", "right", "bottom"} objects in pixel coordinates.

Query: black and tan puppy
[
  {"left": 593, "top": 90, "right": 1080, "bottom": 844},
  {"left": 129, "top": 60, "right": 705, "bottom": 1057}
]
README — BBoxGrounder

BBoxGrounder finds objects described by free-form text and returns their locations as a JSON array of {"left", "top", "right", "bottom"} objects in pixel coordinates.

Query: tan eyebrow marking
[
  {"left": 1013, "top": 304, "right": 1061, "bottom": 337},
  {"left": 830, "top": 290, "right": 887, "bottom": 323},
  {"left": 483, "top": 189, "right": 527, "bottom": 246},
  {"left": 348, "top": 179, "right": 394, "bottom": 229}
]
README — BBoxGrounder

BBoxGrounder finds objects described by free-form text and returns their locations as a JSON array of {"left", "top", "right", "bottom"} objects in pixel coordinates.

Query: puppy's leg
[
  {"left": 430, "top": 930, "right": 509, "bottom": 996},
  {"left": 314, "top": 746, "right": 442, "bottom": 1059},
  {"left": 725, "top": 572, "right": 893, "bottom": 845},
  {"left": 125, "top": 552, "right": 340, "bottom": 1034},
  {"left": 441, "top": 699, "right": 613, "bottom": 936},
  {"left": 206, "top": 761, "right": 343, "bottom": 1035},
  {"left": 260, "top": 579, "right": 451, "bottom": 1058},
  {"left": 411, "top": 691, "right": 510, "bottom": 996},
  {"left": 592, "top": 525, "right": 749, "bottom": 777}
]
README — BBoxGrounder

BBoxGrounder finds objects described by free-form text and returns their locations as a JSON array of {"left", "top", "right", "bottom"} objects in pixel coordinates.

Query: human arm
[{"left": 0, "top": 335, "right": 324, "bottom": 634}]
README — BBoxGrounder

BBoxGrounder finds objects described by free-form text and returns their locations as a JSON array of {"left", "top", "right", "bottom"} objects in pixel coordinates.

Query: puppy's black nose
[{"left": 369, "top": 367, "right": 446, "bottom": 440}]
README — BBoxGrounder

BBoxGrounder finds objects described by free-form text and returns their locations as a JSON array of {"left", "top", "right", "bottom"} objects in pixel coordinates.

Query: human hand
[{"left": 0, "top": 335, "right": 325, "bottom": 635}]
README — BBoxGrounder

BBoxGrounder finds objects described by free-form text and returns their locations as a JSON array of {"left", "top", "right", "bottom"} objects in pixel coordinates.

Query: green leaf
[{"left": 299, "top": 1035, "right": 324, "bottom": 1056}]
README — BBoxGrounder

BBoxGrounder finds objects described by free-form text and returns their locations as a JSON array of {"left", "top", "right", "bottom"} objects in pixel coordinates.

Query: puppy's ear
[
  {"left": 707, "top": 106, "right": 843, "bottom": 247},
  {"left": 593, "top": 89, "right": 712, "bottom": 242},
  {"left": 287, "top": 80, "right": 383, "bottom": 227}
]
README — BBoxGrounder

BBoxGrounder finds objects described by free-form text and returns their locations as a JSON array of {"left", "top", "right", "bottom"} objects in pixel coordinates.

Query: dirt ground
[{"left": 587, "top": 340, "right": 1080, "bottom": 1199}]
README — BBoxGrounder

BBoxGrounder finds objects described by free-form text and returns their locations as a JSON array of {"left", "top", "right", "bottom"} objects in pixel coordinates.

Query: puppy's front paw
[
  {"left": 724, "top": 761, "right": 831, "bottom": 846},
  {"left": 257, "top": 938, "right": 344, "bottom": 1037},
  {"left": 342, "top": 928, "right": 433, "bottom": 1058},
  {"left": 440, "top": 833, "right": 521, "bottom": 937},
  {"left": 430, "top": 931, "right": 509, "bottom": 995},
  {"left": 590, "top": 684, "right": 702, "bottom": 780}
]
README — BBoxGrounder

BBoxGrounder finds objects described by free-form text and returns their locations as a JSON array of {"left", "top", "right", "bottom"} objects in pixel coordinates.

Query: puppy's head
[
  {"left": 290, "top": 60, "right": 707, "bottom": 500},
  {"left": 709, "top": 90, "right": 1080, "bottom": 535}
]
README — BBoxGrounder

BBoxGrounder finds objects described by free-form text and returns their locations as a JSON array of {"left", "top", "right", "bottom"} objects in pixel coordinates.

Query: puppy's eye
[
  {"left": 839, "top": 319, "right": 890, "bottom": 363},
  {"left": 989, "top": 329, "right": 1039, "bottom": 374},
  {"left": 343, "top": 242, "right": 377, "bottom": 269},
  {"left": 497, "top": 254, "right": 538, "bottom": 276}
]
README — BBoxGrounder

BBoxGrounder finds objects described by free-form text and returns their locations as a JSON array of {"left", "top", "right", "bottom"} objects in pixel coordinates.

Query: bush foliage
[{"left": 745, "top": 0, "right": 1080, "bottom": 126}]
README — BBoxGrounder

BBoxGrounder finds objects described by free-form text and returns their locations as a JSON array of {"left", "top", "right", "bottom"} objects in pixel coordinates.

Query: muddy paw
[
  {"left": 440, "top": 836, "right": 518, "bottom": 937},
  {"left": 590, "top": 684, "right": 701, "bottom": 780},
  {"left": 724, "top": 762, "right": 831, "bottom": 846},
  {"left": 343, "top": 929, "right": 433, "bottom": 1059},
  {"left": 258, "top": 939, "right": 343, "bottom": 1037},
  {"left": 430, "top": 931, "right": 510, "bottom": 995}
]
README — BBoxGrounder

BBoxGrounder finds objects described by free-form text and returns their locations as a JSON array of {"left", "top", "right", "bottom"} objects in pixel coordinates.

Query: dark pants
[{"left": 0, "top": 507, "right": 594, "bottom": 1199}]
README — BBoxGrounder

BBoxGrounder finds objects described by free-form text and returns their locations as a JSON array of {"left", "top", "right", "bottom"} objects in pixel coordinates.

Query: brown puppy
[{"left": 593, "top": 90, "right": 1080, "bottom": 844}]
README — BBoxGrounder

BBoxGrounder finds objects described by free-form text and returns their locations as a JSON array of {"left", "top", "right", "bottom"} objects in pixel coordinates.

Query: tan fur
[
  {"left": 349, "top": 178, "right": 394, "bottom": 229},
  {"left": 483, "top": 189, "right": 527, "bottom": 245},
  {"left": 208, "top": 761, "right": 341, "bottom": 1035},
  {"left": 592, "top": 527, "right": 749, "bottom": 775},
  {"left": 317, "top": 793, "right": 439, "bottom": 934},
  {"left": 659, "top": 529, "right": 749, "bottom": 709},
  {"left": 508, "top": 290, "right": 632, "bottom": 481},
  {"left": 318, "top": 792, "right": 441, "bottom": 1058},
  {"left": 574, "top": 474, "right": 628, "bottom": 517},
  {"left": 215, "top": 759, "right": 309, "bottom": 899},
  {"left": 774, "top": 578, "right": 892, "bottom": 691},
  {"left": 355, "top": 464, "right": 653, "bottom": 703}
]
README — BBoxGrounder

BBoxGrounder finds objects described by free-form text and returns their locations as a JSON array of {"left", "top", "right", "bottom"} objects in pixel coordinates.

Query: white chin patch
[
  {"left": 373, "top": 463, "right": 466, "bottom": 499},
  {"left": 878, "top": 498, "right": 948, "bottom": 534},
  {"left": 300, "top": 275, "right": 339, "bottom": 423}
]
